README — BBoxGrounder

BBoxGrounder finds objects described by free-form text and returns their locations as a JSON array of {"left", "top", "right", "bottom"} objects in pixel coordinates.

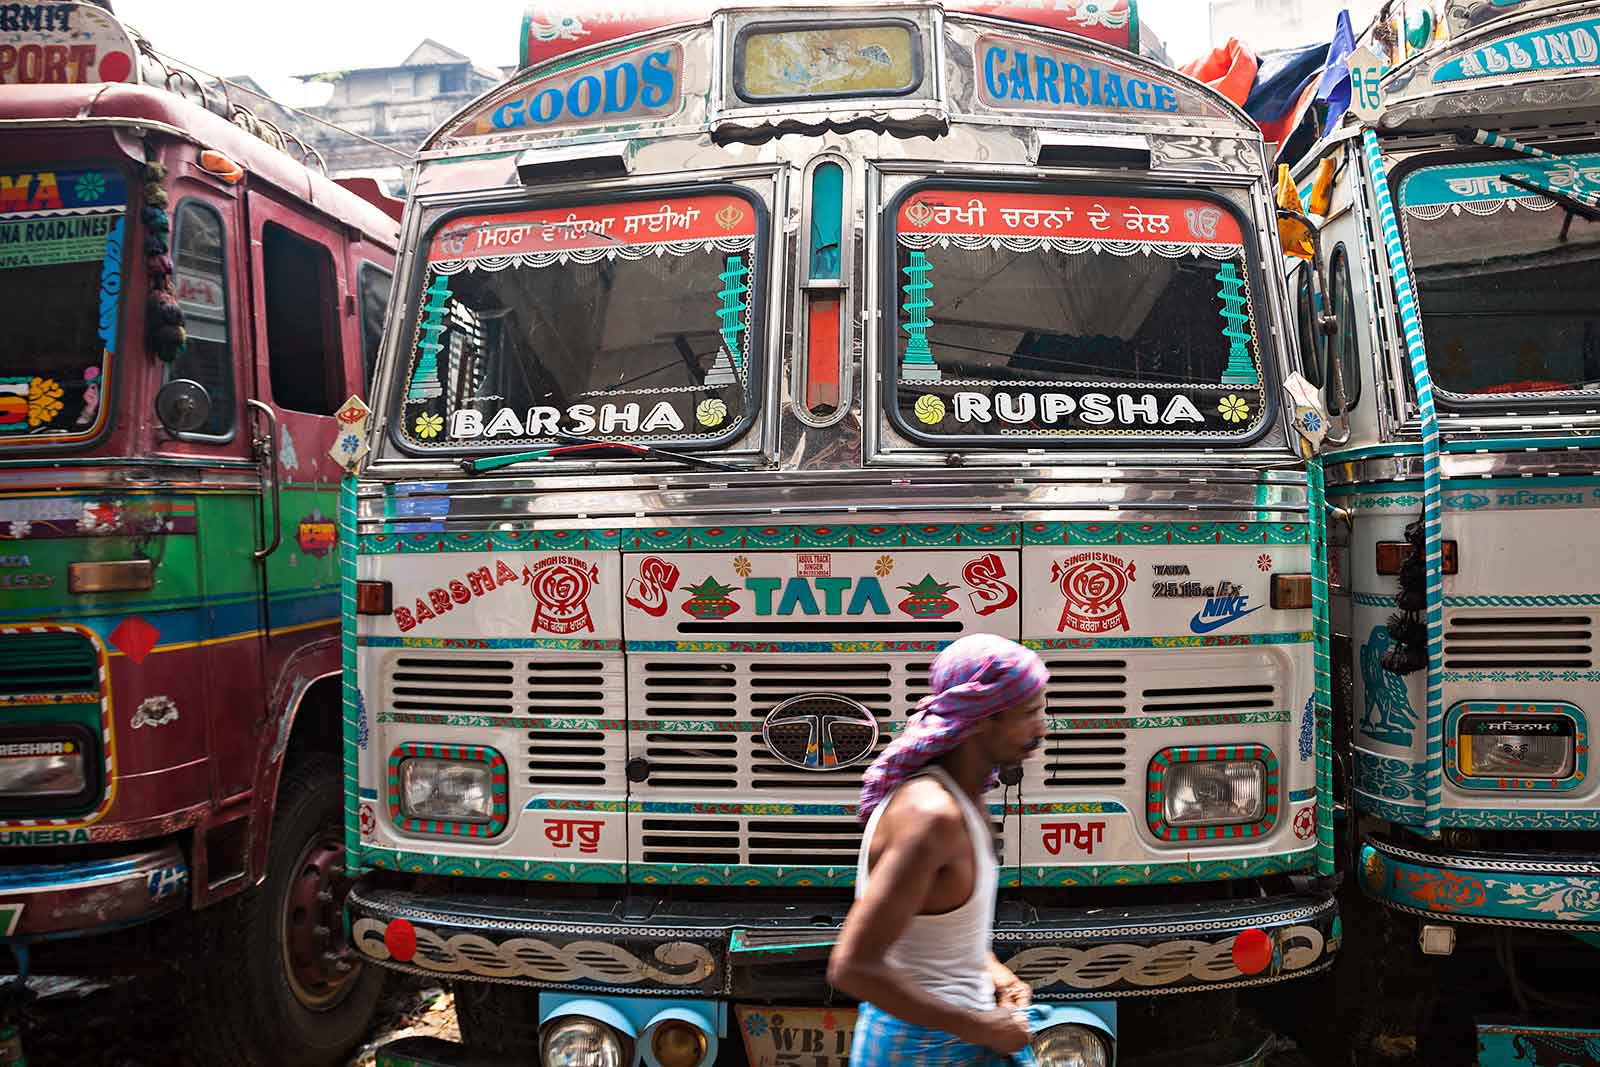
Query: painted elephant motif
[{"left": 1360, "top": 626, "right": 1418, "bottom": 746}]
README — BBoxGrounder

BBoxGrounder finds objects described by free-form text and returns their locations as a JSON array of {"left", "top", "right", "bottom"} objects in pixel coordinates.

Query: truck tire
[
  {"left": 454, "top": 981, "right": 542, "bottom": 1054},
  {"left": 180, "top": 752, "right": 384, "bottom": 1066}
]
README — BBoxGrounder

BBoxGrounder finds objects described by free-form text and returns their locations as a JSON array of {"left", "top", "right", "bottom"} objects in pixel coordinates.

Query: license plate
[{"left": 736, "top": 1006, "right": 858, "bottom": 1067}]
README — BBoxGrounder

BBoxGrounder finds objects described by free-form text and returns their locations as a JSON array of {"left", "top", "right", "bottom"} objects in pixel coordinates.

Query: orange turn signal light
[
  {"left": 68, "top": 559, "right": 153, "bottom": 594},
  {"left": 199, "top": 149, "right": 244, "bottom": 184},
  {"left": 356, "top": 580, "right": 392, "bottom": 616},
  {"left": 1376, "top": 540, "right": 1458, "bottom": 575},
  {"left": 1271, "top": 574, "right": 1313, "bottom": 610}
]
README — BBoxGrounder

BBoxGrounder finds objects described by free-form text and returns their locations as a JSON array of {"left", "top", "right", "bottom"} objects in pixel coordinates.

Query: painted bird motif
[{"left": 1360, "top": 626, "right": 1419, "bottom": 746}]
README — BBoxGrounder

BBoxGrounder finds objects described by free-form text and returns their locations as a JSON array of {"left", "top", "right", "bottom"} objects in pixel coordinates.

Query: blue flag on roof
[{"left": 1314, "top": 11, "right": 1358, "bottom": 120}]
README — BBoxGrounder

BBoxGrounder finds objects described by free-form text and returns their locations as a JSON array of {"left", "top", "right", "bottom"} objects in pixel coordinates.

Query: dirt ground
[{"left": 14, "top": 972, "right": 457, "bottom": 1067}]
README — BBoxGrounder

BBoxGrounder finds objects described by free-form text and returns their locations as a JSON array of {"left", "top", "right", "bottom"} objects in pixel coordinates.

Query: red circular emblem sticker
[
  {"left": 1231, "top": 928, "right": 1274, "bottom": 975},
  {"left": 1052, "top": 552, "right": 1136, "bottom": 634},
  {"left": 384, "top": 918, "right": 417, "bottom": 963},
  {"left": 523, "top": 555, "right": 600, "bottom": 634}
]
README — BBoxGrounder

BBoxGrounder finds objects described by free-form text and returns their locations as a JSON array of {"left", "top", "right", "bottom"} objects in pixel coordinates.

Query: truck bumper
[
  {"left": 0, "top": 843, "right": 189, "bottom": 941},
  {"left": 1359, "top": 833, "right": 1600, "bottom": 933},
  {"left": 348, "top": 877, "right": 1339, "bottom": 1001}
]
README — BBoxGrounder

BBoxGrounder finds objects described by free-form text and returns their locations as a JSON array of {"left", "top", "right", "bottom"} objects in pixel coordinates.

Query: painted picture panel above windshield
[
  {"left": 400, "top": 192, "right": 761, "bottom": 452},
  {"left": 0, "top": 167, "right": 125, "bottom": 443},
  {"left": 1400, "top": 152, "right": 1600, "bottom": 398},
  {"left": 887, "top": 188, "right": 1268, "bottom": 444}
]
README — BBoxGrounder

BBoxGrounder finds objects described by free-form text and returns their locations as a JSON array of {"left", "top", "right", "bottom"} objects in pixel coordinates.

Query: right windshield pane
[
  {"left": 887, "top": 187, "right": 1268, "bottom": 444},
  {"left": 1400, "top": 152, "right": 1600, "bottom": 397}
]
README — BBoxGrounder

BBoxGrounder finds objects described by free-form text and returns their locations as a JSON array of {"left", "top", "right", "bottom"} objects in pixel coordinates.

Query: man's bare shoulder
[{"left": 877, "top": 777, "right": 966, "bottom": 853}]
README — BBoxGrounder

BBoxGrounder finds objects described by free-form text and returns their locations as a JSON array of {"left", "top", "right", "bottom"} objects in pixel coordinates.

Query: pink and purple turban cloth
[{"left": 858, "top": 634, "right": 1049, "bottom": 821}]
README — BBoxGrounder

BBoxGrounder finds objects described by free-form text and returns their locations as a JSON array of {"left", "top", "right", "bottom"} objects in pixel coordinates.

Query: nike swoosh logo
[{"left": 1189, "top": 605, "right": 1263, "bottom": 633}]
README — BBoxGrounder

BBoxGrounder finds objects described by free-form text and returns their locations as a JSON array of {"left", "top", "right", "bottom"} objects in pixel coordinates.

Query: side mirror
[
  {"left": 155, "top": 378, "right": 212, "bottom": 435},
  {"left": 1276, "top": 208, "right": 1352, "bottom": 451}
]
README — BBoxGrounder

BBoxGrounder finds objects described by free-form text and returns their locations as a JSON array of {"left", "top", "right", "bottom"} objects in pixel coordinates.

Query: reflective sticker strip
[
  {"left": 1363, "top": 129, "right": 1445, "bottom": 836},
  {"left": 340, "top": 474, "right": 362, "bottom": 866}
]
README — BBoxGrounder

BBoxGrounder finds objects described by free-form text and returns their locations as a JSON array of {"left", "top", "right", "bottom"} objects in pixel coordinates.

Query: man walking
[{"left": 829, "top": 634, "right": 1049, "bottom": 1066}]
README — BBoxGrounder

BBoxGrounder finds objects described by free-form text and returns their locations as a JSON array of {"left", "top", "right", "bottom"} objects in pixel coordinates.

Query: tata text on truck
[
  {"left": 1282, "top": 0, "right": 1600, "bottom": 1061},
  {"left": 349, "top": 3, "right": 1341, "bottom": 1064},
  {"left": 0, "top": 4, "right": 399, "bottom": 1063}
]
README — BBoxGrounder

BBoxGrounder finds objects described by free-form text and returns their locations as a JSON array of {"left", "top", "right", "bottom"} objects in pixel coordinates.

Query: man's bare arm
[{"left": 827, "top": 797, "right": 1028, "bottom": 1052}]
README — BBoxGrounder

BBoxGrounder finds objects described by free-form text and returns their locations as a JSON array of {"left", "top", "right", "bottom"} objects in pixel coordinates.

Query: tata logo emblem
[{"left": 761, "top": 695, "right": 879, "bottom": 771}]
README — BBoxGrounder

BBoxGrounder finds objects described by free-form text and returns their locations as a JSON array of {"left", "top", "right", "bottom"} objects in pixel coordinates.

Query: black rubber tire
[
  {"left": 178, "top": 752, "right": 385, "bottom": 1067},
  {"left": 454, "top": 980, "right": 542, "bottom": 1054}
]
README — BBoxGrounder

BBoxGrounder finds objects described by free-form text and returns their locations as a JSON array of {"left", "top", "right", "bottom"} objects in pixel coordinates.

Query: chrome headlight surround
[
  {"left": 542, "top": 1016, "right": 630, "bottom": 1067},
  {"left": 0, "top": 724, "right": 99, "bottom": 814},
  {"left": 385, "top": 742, "right": 509, "bottom": 838},
  {"left": 1032, "top": 1023, "right": 1110, "bottom": 1067},
  {"left": 1445, "top": 701, "right": 1585, "bottom": 792},
  {"left": 1147, "top": 744, "right": 1279, "bottom": 843}
]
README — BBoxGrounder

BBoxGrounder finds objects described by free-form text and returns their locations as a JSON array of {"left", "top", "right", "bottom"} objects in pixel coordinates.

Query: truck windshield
[
  {"left": 1399, "top": 151, "right": 1600, "bottom": 397},
  {"left": 0, "top": 166, "right": 125, "bottom": 443},
  {"left": 885, "top": 187, "right": 1269, "bottom": 444},
  {"left": 396, "top": 191, "right": 763, "bottom": 452}
]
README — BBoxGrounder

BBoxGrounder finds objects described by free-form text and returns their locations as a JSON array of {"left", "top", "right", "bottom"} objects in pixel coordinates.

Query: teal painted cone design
[
  {"left": 900, "top": 250, "right": 939, "bottom": 381},
  {"left": 1217, "top": 261, "right": 1258, "bottom": 385},
  {"left": 708, "top": 254, "right": 749, "bottom": 387},
  {"left": 408, "top": 275, "right": 452, "bottom": 402}
]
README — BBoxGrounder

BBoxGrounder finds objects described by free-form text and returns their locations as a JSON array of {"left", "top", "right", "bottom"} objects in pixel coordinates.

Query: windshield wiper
[
  {"left": 1497, "top": 174, "right": 1600, "bottom": 240},
  {"left": 461, "top": 434, "right": 741, "bottom": 475}
]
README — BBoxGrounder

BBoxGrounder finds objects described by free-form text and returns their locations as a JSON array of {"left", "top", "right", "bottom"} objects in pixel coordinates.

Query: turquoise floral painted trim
[
  {"left": 1026, "top": 631, "right": 1311, "bottom": 651},
  {"left": 1049, "top": 710, "right": 1290, "bottom": 730},
  {"left": 363, "top": 528, "right": 623, "bottom": 553},
  {"left": 1440, "top": 594, "right": 1600, "bottom": 608},
  {"left": 628, "top": 639, "right": 951, "bottom": 654},
  {"left": 1440, "top": 809, "right": 1600, "bottom": 830},
  {"left": 632, "top": 864, "right": 855, "bottom": 887},
  {"left": 1355, "top": 795, "right": 1426, "bottom": 825},
  {"left": 357, "top": 521, "right": 1320, "bottom": 555},
  {"left": 362, "top": 847, "right": 626, "bottom": 882},
  {"left": 626, "top": 523, "right": 1017, "bottom": 551},
  {"left": 1444, "top": 701, "right": 1588, "bottom": 793},
  {"left": 520, "top": 798, "right": 1130, "bottom": 816},
  {"left": 1360, "top": 845, "right": 1600, "bottom": 929},
  {"left": 360, "top": 636, "right": 623, "bottom": 651},
  {"left": 1354, "top": 750, "right": 1428, "bottom": 803},
  {"left": 1021, "top": 848, "right": 1316, "bottom": 888},
  {"left": 1023, "top": 521, "right": 1306, "bottom": 545},
  {"left": 1443, "top": 669, "right": 1600, "bottom": 683}
]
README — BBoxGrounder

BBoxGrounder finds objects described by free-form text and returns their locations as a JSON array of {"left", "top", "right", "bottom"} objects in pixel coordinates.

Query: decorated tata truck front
[
  {"left": 0, "top": 5, "right": 399, "bottom": 1064},
  {"left": 1282, "top": 1, "right": 1600, "bottom": 1060},
  {"left": 349, "top": 5, "right": 1338, "bottom": 1066}
]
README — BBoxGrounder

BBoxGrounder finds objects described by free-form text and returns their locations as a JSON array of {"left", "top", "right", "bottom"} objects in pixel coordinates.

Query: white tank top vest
[{"left": 855, "top": 766, "right": 997, "bottom": 1012}]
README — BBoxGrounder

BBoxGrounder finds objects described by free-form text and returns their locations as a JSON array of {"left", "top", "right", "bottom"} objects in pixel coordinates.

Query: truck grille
[
  {"left": 1443, "top": 614, "right": 1595, "bottom": 669},
  {"left": 0, "top": 632, "right": 98, "bottom": 697}
]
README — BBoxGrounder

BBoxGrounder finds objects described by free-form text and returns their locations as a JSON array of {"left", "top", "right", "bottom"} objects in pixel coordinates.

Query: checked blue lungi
[{"left": 849, "top": 1003, "right": 1040, "bottom": 1067}]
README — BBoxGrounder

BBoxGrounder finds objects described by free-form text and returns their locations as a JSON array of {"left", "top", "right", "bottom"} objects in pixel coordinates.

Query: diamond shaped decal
[{"left": 108, "top": 616, "right": 160, "bottom": 664}]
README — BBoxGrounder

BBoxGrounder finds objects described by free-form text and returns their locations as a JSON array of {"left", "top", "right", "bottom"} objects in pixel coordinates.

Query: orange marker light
[
  {"left": 199, "top": 149, "right": 244, "bottom": 184},
  {"left": 1270, "top": 574, "right": 1313, "bottom": 610},
  {"left": 356, "top": 580, "right": 392, "bottom": 615}
]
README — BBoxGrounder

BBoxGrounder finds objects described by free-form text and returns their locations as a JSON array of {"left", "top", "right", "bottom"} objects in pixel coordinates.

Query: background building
[
  {"left": 1210, "top": 0, "right": 1385, "bottom": 51},
  {"left": 292, "top": 40, "right": 503, "bottom": 190}
]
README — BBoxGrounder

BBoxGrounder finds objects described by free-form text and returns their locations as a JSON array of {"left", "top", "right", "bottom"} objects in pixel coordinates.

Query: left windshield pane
[
  {"left": 397, "top": 192, "right": 762, "bottom": 452},
  {"left": 0, "top": 167, "right": 125, "bottom": 443}
]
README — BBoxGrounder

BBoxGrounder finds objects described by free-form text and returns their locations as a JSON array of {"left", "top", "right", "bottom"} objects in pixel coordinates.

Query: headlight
[
  {"left": 399, "top": 757, "right": 493, "bottom": 822},
  {"left": 650, "top": 1020, "right": 708, "bottom": 1067},
  {"left": 0, "top": 740, "right": 87, "bottom": 797},
  {"left": 543, "top": 1018, "right": 626, "bottom": 1067},
  {"left": 1032, "top": 1024, "right": 1109, "bottom": 1067},
  {"left": 1460, "top": 714, "right": 1575, "bottom": 779},
  {"left": 1164, "top": 759, "right": 1265, "bottom": 826}
]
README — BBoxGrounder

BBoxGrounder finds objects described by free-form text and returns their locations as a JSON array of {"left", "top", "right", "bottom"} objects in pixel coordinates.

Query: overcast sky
[{"left": 115, "top": 1, "right": 1215, "bottom": 109}]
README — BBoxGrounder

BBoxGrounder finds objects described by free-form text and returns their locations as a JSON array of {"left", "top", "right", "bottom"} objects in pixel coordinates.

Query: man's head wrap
[{"left": 857, "top": 633, "right": 1048, "bottom": 821}]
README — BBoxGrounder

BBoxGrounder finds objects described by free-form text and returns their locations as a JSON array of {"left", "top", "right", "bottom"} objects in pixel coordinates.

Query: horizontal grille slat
[
  {"left": 1444, "top": 614, "right": 1596, "bottom": 669},
  {"left": 0, "top": 633, "right": 99, "bottom": 697}
]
